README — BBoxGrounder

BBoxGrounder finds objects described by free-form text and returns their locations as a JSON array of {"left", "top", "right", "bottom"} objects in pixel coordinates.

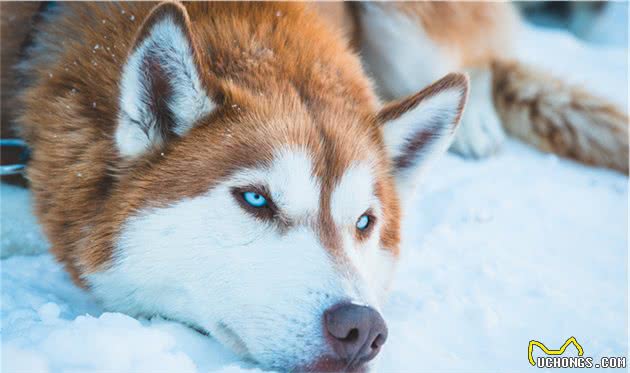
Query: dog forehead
[
  {"left": 228, "top": 145, "right": 379, "bottom": 219},
  {"left": 330, "top": 161, "right": 377, "bottom": 224},
  {"left": 268, "top": 148, "right": 320, "bottom": 216},
  {"left": 231, "top": 147, "right": 320, "bottom": 216}
]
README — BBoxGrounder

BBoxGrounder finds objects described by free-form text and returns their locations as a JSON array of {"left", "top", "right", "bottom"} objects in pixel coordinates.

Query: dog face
[{"left": 86, "top": 3, "right": 467, "bottom": 371}]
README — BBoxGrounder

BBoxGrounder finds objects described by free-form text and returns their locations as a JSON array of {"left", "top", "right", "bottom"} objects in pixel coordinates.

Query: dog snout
[{"left": 324, "top": 303, "right": 388, "bottom": 367}]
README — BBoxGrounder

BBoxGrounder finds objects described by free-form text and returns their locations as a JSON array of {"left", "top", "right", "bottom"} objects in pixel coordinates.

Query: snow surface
[
  {"left": 1, "top": 140, "right": 627, "bottom": 372},
  {"left": 0, "top": 184, "right": 48, "bottom": 259},
  {"left": 580, "top": 1, "right": 629, "bottom": 47}
]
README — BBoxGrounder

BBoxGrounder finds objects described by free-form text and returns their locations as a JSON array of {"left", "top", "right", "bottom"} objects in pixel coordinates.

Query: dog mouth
[
  {"left": 181, "top": 319, "right": 257, "bottom": 363},
  {"left": 214, "top": 321, "right": 255, "bottom": 361},
  {"left": 180, "top": 319, "right": 376, "bottom": 372},
  {"left": 176, "top": 313, "right": 378, "bottom": 372}
]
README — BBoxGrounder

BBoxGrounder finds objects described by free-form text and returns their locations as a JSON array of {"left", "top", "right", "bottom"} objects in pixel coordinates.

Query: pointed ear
[
  {"left": 378, "top": 73, "right": 468, "bottom": 191},
  {"left": 116, "top": 2, "right": 215, "bottom": 158}
]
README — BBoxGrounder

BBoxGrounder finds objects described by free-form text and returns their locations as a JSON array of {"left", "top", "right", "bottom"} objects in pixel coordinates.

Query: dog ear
[
  {"left": 378, "top": 73, "right": 468, "bottom": 192},
  {"left": 115, "top": 2, "right": 215, "bottom": 158}
]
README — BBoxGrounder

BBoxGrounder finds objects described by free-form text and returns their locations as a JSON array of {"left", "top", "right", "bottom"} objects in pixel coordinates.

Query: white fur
[
  {"left": 87, "top": 147, "right": 394, "bottom": 370},
  {"left": 330, "top": 161, "right": 379, "bottom": 226},
  {"left": 116, "top": 15, "right": 214, "bottom": 158},
  {"left": 357, "top": 4, "right": 457, "bottom": 100}
]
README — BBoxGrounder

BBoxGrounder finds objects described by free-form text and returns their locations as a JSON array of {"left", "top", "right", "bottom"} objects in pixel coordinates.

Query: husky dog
[{"left": 0, "top": 2, "right": 626, "bottom": 371}]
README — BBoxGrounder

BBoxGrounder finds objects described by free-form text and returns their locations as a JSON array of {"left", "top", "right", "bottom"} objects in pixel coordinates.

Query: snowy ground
[
  {"left": 2, "top": 140, "right": 627, "bottom": 372},
  {"left": 1, "top": 4, "right": 628, "bottom": 373}
]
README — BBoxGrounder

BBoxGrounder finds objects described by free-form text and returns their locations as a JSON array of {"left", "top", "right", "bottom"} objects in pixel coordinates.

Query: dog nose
[{"left": 324, "top": 303, "right": 388, "bottom": 366}]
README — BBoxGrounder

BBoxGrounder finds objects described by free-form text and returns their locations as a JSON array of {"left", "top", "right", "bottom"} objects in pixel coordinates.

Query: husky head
[{"left": 86, "top": 3, "right": 468, "bottom": 371}]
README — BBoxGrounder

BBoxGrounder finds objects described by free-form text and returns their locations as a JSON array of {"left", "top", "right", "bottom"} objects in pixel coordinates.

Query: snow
[
  {"left": 1, "top": 5, "right": 628, "bottom": 373},
  {"left": 0, "top": 184, "right": 48, "bottom": 259},
  {"left": 1, "top": 140, "right": 627, "bottom": 372},
  {"left": 384, "top": 142, "right": 627, "bottom": 371},
  {"left": 581, "top": 1, "right": 628, "bottom": 47}
]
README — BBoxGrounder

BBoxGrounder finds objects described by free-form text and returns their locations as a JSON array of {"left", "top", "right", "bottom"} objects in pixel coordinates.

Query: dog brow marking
[
  {"left": 316, "top": 189, "right": 342, "bottom": 256},
  {"left": 315, "top": 142, "right": 339, "bottom": 255}
]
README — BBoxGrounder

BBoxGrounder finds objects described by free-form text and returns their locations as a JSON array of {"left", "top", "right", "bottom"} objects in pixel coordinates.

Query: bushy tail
[{"left": 492, "top": 59, "right": 628, "bottom": 174}]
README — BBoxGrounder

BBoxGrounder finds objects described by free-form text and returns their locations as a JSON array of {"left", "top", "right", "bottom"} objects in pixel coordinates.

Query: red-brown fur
[{"left": 8, "top": 2, "right": 407, "bottom": 286}]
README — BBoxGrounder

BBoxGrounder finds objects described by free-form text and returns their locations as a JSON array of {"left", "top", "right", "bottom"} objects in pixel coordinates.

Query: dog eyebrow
[
  {"left": 329, "top": 162, "right": 378, "bottom": 224},
  {"left": 316, "top": 196, "right": 342, "bottom": 255}
]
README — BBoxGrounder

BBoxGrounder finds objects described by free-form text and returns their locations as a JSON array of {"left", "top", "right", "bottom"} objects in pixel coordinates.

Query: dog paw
[{"left": 450, "top": 93, "right": 505, "bottom": 159}]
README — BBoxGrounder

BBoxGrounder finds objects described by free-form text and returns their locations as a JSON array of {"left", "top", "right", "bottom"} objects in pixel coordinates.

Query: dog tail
[{"left": 491, "top": 59, "right": 628, "bottom": 174}]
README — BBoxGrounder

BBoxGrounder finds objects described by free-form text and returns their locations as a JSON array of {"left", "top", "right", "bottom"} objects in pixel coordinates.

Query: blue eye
[
  {"left": 356, "top": 214, "right": 370, "bottom": 231},
  {"left": 242, "top": 191, "right": 268, "bottom": 208}
]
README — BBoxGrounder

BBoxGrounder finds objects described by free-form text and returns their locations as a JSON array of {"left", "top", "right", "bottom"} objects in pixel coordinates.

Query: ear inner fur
[
  {"left": 393, "top": 129, "right": 435, "bottom": 170},
  {"left": 131, "top": 1, "right": 205, "bottom": 96},
  {"left": 377, "top": 73, "right": 468, "bottom": 174}
]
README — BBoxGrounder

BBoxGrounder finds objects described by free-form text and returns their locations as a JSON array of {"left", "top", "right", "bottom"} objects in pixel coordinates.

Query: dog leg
[{"left": 450, "top": 68, "right": 506, "bottom": 158}]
